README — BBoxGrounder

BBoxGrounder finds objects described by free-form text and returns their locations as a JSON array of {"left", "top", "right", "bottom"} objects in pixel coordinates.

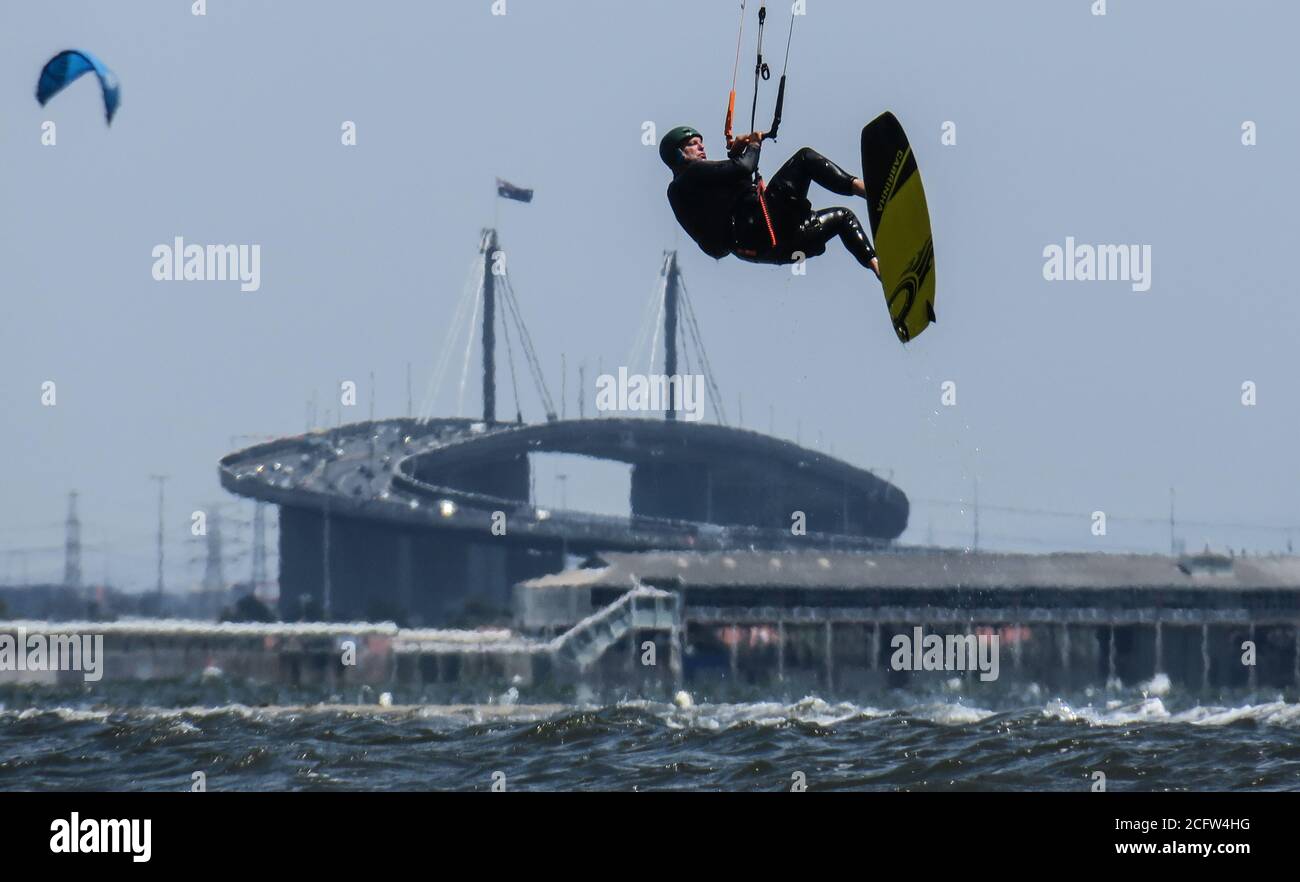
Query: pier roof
[{"left": 520, "top": 549, "right": 1300, "bottom": 593}]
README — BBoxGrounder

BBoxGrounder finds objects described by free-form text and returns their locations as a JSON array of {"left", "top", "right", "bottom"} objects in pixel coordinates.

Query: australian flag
[{"left": 496, "top": 178, "right": 534, "bottom": 203}]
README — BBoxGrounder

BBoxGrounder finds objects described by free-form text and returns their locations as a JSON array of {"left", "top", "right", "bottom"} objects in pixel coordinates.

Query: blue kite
[{"left": 36, "top": 49, "right": 120, "bottom": 124}]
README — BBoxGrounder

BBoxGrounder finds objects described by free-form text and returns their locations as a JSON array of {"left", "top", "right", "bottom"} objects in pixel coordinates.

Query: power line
[
  {"left": 0, "top": 522, "right": 64, "bottom": 533},
  {"left": 64, "top": 490, "right": 81, "bottom": 588},
  {"left": 911, "top": 496, "right": 1300, "bottom": 534},
  {"left": 920, "top": 527, "right": 1175, "bottom": 556},
  {"left": 149, "top": 475, "right": 168, "bottom": 596}
]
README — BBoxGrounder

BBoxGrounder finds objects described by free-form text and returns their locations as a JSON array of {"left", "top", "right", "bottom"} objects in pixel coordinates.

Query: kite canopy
[{"left": 36, "top": 49, "right": 120, "bottom": 124}]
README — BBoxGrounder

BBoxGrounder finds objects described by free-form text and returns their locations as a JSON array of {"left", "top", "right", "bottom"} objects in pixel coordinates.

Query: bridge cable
[
  {"left": 500, "top": 271, "right": 557, "bottom": 420},
  {"left": 625, "top": 256, "right": 670, "bottom": 379},
  {"left": 418, "top": 251, "right": 484, "bottom": 424},
  {"left": 455, "top": 267, "right": 484, "bottom": 418},
  {"left": 498, "top": 292, "right": 525, "bottom": 423},
  {"left": 676, "top": 273, "right": 728, "bottom": 425}
]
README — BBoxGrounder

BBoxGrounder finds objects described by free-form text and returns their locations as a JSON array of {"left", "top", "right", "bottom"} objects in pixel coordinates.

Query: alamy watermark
[
  {"left": 1042, "top": 237, "right": 1151, "bottom": 292},
  {"left": 151, "top": 236, "right": 261, "bottom": 292},
  {"left": 890, "top": 626, "right": 1000, "bottom": 682},
  {"left": 595, "top": 367, "right": 705, "bottom": 422},
  {"left": 0, "top": 627, "right": 103, "bottom": 682},
  {"left": 50, "top": 813, "right": 150, "bottom": 862}
]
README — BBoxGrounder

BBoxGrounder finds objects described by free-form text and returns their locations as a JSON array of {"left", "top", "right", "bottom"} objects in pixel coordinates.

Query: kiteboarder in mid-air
[
  {"left": 660, "top": 126, "right": 879, "bottom": 279},
  {"left": 658, "top": 0, "right": 936, "bottom": 343}
]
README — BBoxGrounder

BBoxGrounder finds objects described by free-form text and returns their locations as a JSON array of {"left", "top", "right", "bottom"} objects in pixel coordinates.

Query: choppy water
[{"left": 1, "top": 679, "right": 1297, "bottom": 791}]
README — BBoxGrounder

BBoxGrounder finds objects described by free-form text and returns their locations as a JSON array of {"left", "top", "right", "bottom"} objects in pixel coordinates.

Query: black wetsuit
[{"left": 667, "top": 143, "right": 876, "bottom": 269}]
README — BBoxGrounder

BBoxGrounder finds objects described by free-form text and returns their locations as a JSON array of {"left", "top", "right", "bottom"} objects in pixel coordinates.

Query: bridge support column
[
  {"left": 964, "top": 622, "right": 973, "bottom": 683},
  {"left": 1201, "top": 624, "right": 1210, "bottom": 691},
  {"left": 397, "top": 534, "right": 413, "bottom": 620},
  {"left": 823, "top": 622, "right": 834, "bottom": 691},
  {"left": 1107, "top": 625, "right": 1117, "bottom": 685},
  {"left": 777, "top": 620, "right": 786, "bottom": 682},
  {"left": 1059, "top": 624, "right": 1070, "bottom": 681},
  {"left": 670, "top": 598, "right": 684, "bottom": 691}
]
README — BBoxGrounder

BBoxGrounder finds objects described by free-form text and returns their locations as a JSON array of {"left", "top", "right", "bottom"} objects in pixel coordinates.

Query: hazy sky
[{"left": 3, "top": 0, "right": 1297, "bottom": 589}]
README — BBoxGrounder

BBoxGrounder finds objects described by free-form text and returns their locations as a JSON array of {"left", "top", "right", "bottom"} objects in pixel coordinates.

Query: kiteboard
[{"left": 860, "top": 112, "right": 936, "bottom": 343}]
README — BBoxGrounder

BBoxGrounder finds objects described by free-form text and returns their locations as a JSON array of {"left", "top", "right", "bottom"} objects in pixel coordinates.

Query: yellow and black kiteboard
[{"left": 861, "top": 112, "right": 936, "bottom": 343}]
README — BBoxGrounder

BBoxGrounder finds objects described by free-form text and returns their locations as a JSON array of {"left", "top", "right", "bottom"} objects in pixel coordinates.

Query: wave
[
  {"left": 2, "top": 691, "right": 1299, "bottom": 732},
  {"left": 1042, "top": 695, "right": 1300, "bottom": 728}
]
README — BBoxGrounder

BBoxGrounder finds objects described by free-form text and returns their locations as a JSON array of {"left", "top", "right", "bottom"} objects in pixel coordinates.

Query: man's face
[{"left": 680, "top": 136, "right": 706, "bottom": 162}]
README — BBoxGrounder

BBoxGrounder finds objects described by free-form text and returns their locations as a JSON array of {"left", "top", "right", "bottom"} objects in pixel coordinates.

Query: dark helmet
[{"left": 659, "top": 125, "right": 703, "bottom": 170}]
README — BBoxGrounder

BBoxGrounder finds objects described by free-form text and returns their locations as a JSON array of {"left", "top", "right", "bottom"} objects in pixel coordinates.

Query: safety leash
[{"left": 755, "top": 177, "right": 778, "bottom": 249}]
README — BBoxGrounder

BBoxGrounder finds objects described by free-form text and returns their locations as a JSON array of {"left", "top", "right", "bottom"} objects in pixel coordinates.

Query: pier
[
  {"left": 516, "top": 548, "right": 1300, "bottom": 693},
  {"left": 4, "top": 549, "right": 1297, "bottom": 695}
]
